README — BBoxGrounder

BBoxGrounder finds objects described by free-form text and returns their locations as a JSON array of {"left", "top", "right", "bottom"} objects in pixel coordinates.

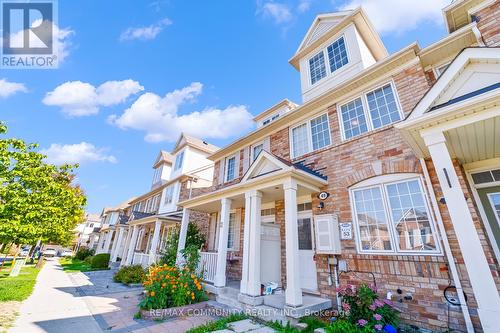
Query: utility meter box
[{"left": 314, "top": 214, "right": 341, "bottom": 254}]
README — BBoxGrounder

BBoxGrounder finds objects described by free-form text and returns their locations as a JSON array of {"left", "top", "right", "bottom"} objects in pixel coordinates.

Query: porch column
[
  {"left": 111, "top": 228, "right": 125, "bottom": 262},
  {"left": 96, "top": 234, "right": 105, "bottom": 254},
  {"left": 103, "top": 230, "right": 114, "bottom": 253},
  {"left": 125, "top": 226, "right": 139, "bottom": 265},
  {"left": 423, "top": 131, "right": 500, "bottom": 330},
  {"left": 247, "top": 190, "right": 262, "bottom": 296},
  {"left": 176, "top": 208, "right": 190, "bottom": 265},
  {"left": 284, "top": 178, "right": 302, "bottom": 307},
  {"left": 148, "top": 220, "right": 162, "bottom": 265},
  {"left": 240, "top": 192, "right": 252, "bottom": 295},
  {"left": 214, "top": 198, "right": 232, "bottom": 288},
  {"left": 120, "top": 229, "right": 132, "bottom": 266}
]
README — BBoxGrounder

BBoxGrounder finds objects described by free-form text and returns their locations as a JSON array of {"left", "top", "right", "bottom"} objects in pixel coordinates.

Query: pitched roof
[
  {"left": 153, "top": 150, "right": 174, "bottom": 168},
  {"left": 172, "top": 133, "right": 219, "bottom": 154}
]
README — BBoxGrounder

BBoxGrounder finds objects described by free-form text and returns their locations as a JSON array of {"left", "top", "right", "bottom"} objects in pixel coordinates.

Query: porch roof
[
  {"left": 178, "top": 150, "right": 328, "bottom": 212},
  {"left": 127, "top": 211, "right": 181, "bottom": 226}
]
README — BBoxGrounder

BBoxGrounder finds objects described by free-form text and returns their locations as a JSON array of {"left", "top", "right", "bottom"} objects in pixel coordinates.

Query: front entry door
[
  {"left": 478, "top": 186, "right": 500, "bottom": 253},
  {"left": 297, "top": 212, "right": 318, "bottom": 292}
]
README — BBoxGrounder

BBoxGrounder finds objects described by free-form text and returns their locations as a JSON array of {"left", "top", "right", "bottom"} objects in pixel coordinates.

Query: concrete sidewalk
[{"left": 9, "top": 258, "right": 102, "bottom": 333}]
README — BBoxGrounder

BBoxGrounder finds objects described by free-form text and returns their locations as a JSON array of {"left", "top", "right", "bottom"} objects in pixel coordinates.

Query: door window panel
[{"left": 298, "top": 218, "right": 313, "bottom": 250}]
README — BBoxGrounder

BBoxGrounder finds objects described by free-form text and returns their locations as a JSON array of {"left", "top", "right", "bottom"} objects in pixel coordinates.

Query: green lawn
[
  {"left": 59, "top": 257, "right": 109, "bottom": 273},
  {"left": 0, "top": 261, "right": 41, "bottom": 302}
]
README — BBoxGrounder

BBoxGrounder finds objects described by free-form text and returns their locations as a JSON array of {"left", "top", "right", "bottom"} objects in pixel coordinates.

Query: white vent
[{"left": 314, "top": 214, "right": 341, "bottom": 254}]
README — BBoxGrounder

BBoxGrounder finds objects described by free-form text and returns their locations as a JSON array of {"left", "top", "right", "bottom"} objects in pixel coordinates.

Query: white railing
[
  {"left": 198, "top": 251, "right": 218, "bottom": 283},
  {"left": 133, "top": 252, "right": 150, "bottom": 268}
]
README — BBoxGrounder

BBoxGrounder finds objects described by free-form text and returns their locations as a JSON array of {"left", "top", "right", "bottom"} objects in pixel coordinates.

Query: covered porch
[
  {"left": 122, "top": 213, "right": 180, "bottom": 268},
  {"left": 397, "top": 48, "right": 500, "bottom": 331},
  {"left": 177, "top": 150, "right": 332, "bottom": 314}
]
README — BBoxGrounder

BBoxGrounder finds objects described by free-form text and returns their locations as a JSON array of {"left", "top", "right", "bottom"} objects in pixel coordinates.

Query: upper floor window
[
  {"left": 309, "top": 51, "right": 327, "bottom": 84},
  {"left": 152, "top": 166, "right": 162, "bottom": 184},
  {"left": 309, "top": 36, "right": 349, "bottom": 86},
  {"left": 291, "top": 113, "right": 331, "bottom": 158},
  {"left": 350, "top": 176, "right": 440, "bottom": 255},
  {"left": 164, "top": 185, "right": 174, "bottom": 204},
  {"left": 339, "top": 82, "right": 402, "bottom": 140},
  {"left": 252, "top": 144, "right": 263, "bottom": 161},
  {"left": 225, "top": 155, "right": 236, "bottom": 182},
  {"left": 174, "top": 151, "right": 184, "bottom": 171}
]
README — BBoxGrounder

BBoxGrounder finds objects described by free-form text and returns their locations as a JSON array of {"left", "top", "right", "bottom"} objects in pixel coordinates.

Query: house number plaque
[
  {"left": 318, "top": 191, "right": 329, "bottom": 200},
  {"left": 340, "top": 223, "right": 353, "bottom": 240}
]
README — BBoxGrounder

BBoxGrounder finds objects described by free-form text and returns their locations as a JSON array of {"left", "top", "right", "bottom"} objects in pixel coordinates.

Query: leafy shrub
[
  {"left": 160, "top": 222, "right": 206, "bottom": 266},
  {"left": 84, "top": 255, "right": 94, "bottom": 264},
  {"left": 327, "top": 284, "right": 399, "bottom": 332},
  {"left": 75, "top": 248, "right": 94, "bottom": 260},
  {"left": 90, "top": 253, "right": 110, "bottom": 269},
  {"left": 113, "top": 265, "right": 146, "bottom": 284}
]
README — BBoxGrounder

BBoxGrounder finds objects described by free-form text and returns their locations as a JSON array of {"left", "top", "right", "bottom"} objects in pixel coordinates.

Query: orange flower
[{"left": 150, "top": 291, "right": 155, "bottom": 297}]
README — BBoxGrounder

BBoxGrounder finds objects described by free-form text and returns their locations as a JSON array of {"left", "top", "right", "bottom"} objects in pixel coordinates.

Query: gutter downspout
[{"left": 420, "top": 158, "right": 474, "bottom": 333}]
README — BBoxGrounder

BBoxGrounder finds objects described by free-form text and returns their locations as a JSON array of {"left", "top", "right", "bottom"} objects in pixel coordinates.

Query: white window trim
[
  {"left": 251, "top": 141, "right": 264, "bottom": 161},
  {"left": 307, "top": 34, "right": 351, "bottom": 87},
  {"left": 289, "top": 112, "right": 332, "bottom": 159},
  {"left": 349, "top": 174, "right": 442, "bottom": 256},
  {"left": 432, "top": 61, "right": 451, "bottom": 79},
  {"left": 174, "top": 150, "right": 184, "bottom": 171},
  {"left": 225, "top": 154, "right": 237, "bottom": 182},
  {"left": 337, "top": 80, "right": 403, "bottom": 141}
]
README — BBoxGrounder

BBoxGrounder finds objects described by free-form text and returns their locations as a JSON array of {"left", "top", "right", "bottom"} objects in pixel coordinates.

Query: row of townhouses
[{"left": 83, "top": 0, "right": 500, "bottom": 331}]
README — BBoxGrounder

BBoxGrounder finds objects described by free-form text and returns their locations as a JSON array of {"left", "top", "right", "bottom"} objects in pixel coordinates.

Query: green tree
[
  {"left": 160, "top": 222, "right": 206, "bottom": 266},
  {"left": 0, "top": 122, "right": 86, "bottom": 250}
]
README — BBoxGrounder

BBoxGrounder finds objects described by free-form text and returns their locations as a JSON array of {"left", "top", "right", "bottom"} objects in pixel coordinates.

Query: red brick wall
[{"left": 476, "top": 1, "right": 500, "bottom": 46}]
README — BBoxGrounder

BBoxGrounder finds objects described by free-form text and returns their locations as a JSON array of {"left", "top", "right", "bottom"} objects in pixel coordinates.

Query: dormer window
[
  {"left": 262, "top": 113, "right": 280, "bottom": 127},
  {"left": 152, "top": 166, "right": 162, "bottom": 184},
  {"left": 174, "top": 150, "right": 184, "bottom": 171},
  {"left": 309, "top": 36, "right": 349, "bottom": 86}
]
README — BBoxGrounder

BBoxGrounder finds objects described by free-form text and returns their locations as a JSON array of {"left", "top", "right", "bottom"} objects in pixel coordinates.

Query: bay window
[
  {"left": 291, "top": 113, "right": 331, "bottom": 158},
  {"left": 339, "top": 82, "right": 402, "bottom": 140},
  {"left": 351, "top": 175, "right": 440, "bottom": 254}
]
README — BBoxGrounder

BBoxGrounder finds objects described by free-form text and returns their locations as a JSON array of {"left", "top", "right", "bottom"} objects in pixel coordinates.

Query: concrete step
[
  {"left": 252, "top": 304, "right": 288, "bottom": 325},
  {"left": 216, "top": 294, "right": 244, "bottom": 310}
]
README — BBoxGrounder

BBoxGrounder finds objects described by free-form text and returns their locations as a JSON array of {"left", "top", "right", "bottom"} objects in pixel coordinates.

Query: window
[
  {"left": 339, "top": 83, "right": 402, "bottom": 140},
  {"left": 310, "top": 114, "right": 331, "bottom": 150},
  {"left": 152, "top": 167, "right": 162, "bottom": 184},
  {"left": 261, "top": 208, "right": 276, "bottom": 223},
  {"left": 297, "top": 202, "right": 312, "bottom": 212},
  {"left": 291, "top": 114, "right": 331, "bottom": 158},
  {"left": 252, "top": 144, "right": 263, "bottom": 161},
  {"left": 434, "top": 62, "right": 450, "bottom": 77},
  {"left": 164, "top": 185, "right": 174, "bottom": 204},
  {"left": 298, "top": 217, "right": 313, "bottom": 250},
  {"left": 351, "top": 177, "right": 439, "bottom": 254},
  {"left": 174, "top": 151, "right": 184, "bottom": 171},
  {"left": 309, "top": 51, "right": 327, "bottom": 84},
  {"left": 227, "top": 213, "right": 237, "bottom": 250},
  {"left": 471, "top": 169, "right": 500, "bottom": 185},
  {"left": 225, "top": 156, "right": 236, "bottom": 182},
  {"left": 262, "top": 114, "right": 280, "bottom": 127},
  {"left": 326, "top": 36, "right": 348, "bottom": 73},
  {"left": 340, "top": 98, "right": 368, "bottom": 139}
]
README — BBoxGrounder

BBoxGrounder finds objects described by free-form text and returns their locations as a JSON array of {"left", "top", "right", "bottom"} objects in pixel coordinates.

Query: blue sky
[{"left": 0, "top": 0, "right": 451, "bottom": 213}]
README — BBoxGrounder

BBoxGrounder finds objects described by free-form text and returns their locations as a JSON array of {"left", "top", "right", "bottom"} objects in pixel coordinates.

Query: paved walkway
[
  {"left": 9, "top": 258, "right": 102, "bottom": 333},
  {"left": 213, "top": 319, "right": 274, "bottom": 333}
]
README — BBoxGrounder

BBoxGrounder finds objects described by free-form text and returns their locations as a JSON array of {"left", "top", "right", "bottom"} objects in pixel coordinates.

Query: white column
[
  {"left": 125, "top": 226, "right": 139, "bottom": 265},
  {"left": 149, "top": 220, "right": 162, "bottom": 265},
  {"left": 103, "top": 230, "right": 114, "bottom": 253},
  {"left": 247, "top": 190, "right": 262, "bottom": 296},
  {"left": 214, "top": 198, "right": 232, "bottom": 288},
  {"left": 284, "top": 178, "right": 302, "bottom": 307},
  {"left": 111, "top": 228, "right": 125, "bottom": 262},
  {"left": 176, "top": 208, "right": 190, "bottom": 265},
  {"left": 95, "top": 234, "right": 105, "bottom": 253},
  {"left": 424, "top": 131, "right": 500, "bottom": 331},
  {"left": 120, "top": 229, "right": 132, "bottom": 266},
  {"left": 240, "top": 192, "right": 252, "bottom": 295}
]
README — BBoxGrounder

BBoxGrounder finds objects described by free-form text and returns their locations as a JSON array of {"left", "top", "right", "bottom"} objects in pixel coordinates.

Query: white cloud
[
  {"left": 0, "top": 78, "right": 27, "bottom": 98},
  {"left": 339, "top": 0, "right": 449, "bottom": 34},
  {"left": 108, "top": 82, "right": 254, "bottom": 143},
  {"left": 298, "top": 0, "right": 312, "bottom": 13},
  {"left": 8, "top": 20, "right": 74, "bottom": 63},
  {"left": 257, "top": 1, "right": 293, "bottom": 24},
  {"left": 40, "top": 142, "right": 117, "bottom": 165},
  {"left": 43, "top": 80, "right": 144, "bottom": 117},
  {"left": 120, "top": 18, "right": 172, "bottom": 41}
]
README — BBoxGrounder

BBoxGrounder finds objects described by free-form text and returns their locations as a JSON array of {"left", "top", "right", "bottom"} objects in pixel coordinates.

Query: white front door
[
  {"left": 260, "top": 223, "right": 281, "bottom": 285},
  {"left": 297, "top": 212, "right": 318, "bottom": 291}
]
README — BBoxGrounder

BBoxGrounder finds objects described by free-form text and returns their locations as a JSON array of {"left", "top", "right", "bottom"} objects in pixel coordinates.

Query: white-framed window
[
  {"left": 164, "top": 184, "right": 174, "bottom": 204},
  {"left": 290, "top": 113, "right": 331, "bottom": 158},
  {"left": 227, "top": 212, "right": 237, "bottom": 250},
  {"left": 308, "top": 35, "right": 349, "bottom": 86},
  {"left": 339, "top": 82, "right": 402, "bottom": 140},
  {"left": 261, "top": 208, "right": 276, "bottom": 223},
  {"left": 350, "top": 175, "right": 440, "bottom": 255},
  {"left": 152, "top": 166, "right": 162, "bottom": 184},
  {"left": 262, "top": 113, "right": 280, "bottom": 127},
  {"left": 174, "top": 150, "right": 184, "bottom": 171},
  {"left": 309, "top": 51, "right": 327, "bottom": 85},
  {"left": 225, "top": 155, "right": 237, "bottom": 182},
  {"left": 434, "top": 62, "right": 450, "bottom": 78},
  {"left": 252, "top": 143, "right": 264, "bottom": 161}
]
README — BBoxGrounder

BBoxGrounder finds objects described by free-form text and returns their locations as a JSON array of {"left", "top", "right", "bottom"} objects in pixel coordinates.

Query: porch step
[{"left": 216, "top": 287, "right": 244, "bottom": 310}]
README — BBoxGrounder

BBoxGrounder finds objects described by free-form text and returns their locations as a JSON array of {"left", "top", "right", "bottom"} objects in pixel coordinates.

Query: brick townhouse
[{"left": 175, "top": 0, "right": 500, "bottom": 332}]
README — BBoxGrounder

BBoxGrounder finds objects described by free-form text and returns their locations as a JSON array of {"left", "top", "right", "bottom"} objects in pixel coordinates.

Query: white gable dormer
[
  {"left": 289, "top": 8, "right": 388, "bottom": 103},
  {"left": 152, "top": 151, "right": 173, "bottom": 189}
]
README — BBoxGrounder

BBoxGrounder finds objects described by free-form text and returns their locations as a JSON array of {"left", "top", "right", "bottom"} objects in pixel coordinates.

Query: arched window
[{"left": 349, "top": 173, "right": 441, "bottom": 255}]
